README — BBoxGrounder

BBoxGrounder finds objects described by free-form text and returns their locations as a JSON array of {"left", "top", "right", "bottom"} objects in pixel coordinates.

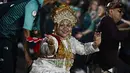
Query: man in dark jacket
[{"left": 95, "top": 2, "right": 130, "bottom": 72}]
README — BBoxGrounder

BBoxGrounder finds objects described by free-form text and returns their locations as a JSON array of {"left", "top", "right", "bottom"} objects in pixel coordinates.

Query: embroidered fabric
[
  {"left": 30, "top": 36, "right": 99, "bottom": 73},
  {"left": 29, "top": 58, "right": 71, "bottom": 73}
]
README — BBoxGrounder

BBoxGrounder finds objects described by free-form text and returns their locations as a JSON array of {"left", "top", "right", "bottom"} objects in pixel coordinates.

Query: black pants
[{"left": 0, "top": 38, "right": 17, "bottom": 73}]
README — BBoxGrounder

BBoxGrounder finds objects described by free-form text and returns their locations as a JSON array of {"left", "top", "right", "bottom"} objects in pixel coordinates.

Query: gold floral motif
[{"left": 51, "top": 3, "right": 77, "bottom": 26}]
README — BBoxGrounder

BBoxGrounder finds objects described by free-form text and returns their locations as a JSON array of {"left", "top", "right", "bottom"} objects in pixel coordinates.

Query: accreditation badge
[{"left": 32, "top": 10, "right": 37, "bottom": 17}]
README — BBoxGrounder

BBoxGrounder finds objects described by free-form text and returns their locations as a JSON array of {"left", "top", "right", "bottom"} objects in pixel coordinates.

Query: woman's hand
[
  {"left": 93, "top": 32, "right": 101, "bottom": 48},
  {"left": 44, "top": 34, "right": 55, "bottom": 45},
  {"left": 44, "top": 34, "right": 55, "bottom": 54}
]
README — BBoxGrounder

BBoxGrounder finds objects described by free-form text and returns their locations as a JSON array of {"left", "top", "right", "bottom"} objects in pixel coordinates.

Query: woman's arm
[
  {"left": 118, "top": 19, "right": 130, "bottom": 31},
  {"left": 71, "top": 32, "right": 101, "bottom": 55},
  {"left": 121, "top": 19, "right": 130, "bottom": 26},
  {"left": 75, "top": 21, "right": 95, "bottom": 39}
]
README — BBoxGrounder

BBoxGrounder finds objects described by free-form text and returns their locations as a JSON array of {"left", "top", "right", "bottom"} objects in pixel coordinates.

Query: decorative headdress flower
[{"left": 51, "top": 3, "right": 77, "bottom": 26}]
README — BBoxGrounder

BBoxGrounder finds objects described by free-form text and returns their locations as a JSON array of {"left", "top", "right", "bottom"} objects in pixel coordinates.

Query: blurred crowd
[{"left": 0, "top": 0, "right": 130, "bottom": 73}]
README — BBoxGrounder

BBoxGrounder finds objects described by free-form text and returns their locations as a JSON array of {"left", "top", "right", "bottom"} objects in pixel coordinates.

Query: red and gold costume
[{"left": 29, "top": 3, "right": 99, "bottom": 73}]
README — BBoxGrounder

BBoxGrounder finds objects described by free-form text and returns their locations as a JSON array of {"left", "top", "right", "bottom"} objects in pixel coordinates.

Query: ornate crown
[{"left": 51, "top": 3, "right": 77, "bottom": 26}]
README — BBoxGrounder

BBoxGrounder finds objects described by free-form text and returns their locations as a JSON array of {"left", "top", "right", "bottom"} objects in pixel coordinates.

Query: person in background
[
  {"left": 75, "top": 0, "right": 99, "bottom": 43},
  {"left": 29, "top": 3, "right": 101, "bottom": 73},
  {"left": 71, "top": 1, "right": 99, "bottom": 73},
  {"left": 88, "top": 0, "right": 98, "bottom": 21},
  {"left": 95, "top": 2, "right": 130, "bottom": 73},
  {"left": 23, "top": 0, "right": 58, "bottom": 67},
  {"left": 0, "top": 0, "right": 29, "bottom": 73},
  {"left": 75, "top": 5, "right": 106, "bottom": 40},
  {"left": 73, "top": 5, "right": 106, "bottom": 73},
  {"left": 117, "top": 10, "right": 130, "bottom": 73}
]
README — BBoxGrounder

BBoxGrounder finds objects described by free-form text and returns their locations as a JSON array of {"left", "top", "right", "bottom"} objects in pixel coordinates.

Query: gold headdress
[{"left": 52, "top": 3, "right": 77, "bottom": 26}]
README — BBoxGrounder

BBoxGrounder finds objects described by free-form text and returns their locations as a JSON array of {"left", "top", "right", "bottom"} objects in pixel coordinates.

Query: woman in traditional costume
[{"left": 29, "top": 3, "right": 101, "bottom": 73}]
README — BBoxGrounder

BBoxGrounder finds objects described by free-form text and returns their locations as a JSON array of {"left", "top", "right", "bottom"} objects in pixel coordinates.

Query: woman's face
[
  {"left": 97, "top": 6, "right": 105, "bottom": 17},
  {"left": 55, "top": 19, "right": 73, "bottom": 38},
  {"left": 91, "top": 1, "right": 98, "bottom": 11}
]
